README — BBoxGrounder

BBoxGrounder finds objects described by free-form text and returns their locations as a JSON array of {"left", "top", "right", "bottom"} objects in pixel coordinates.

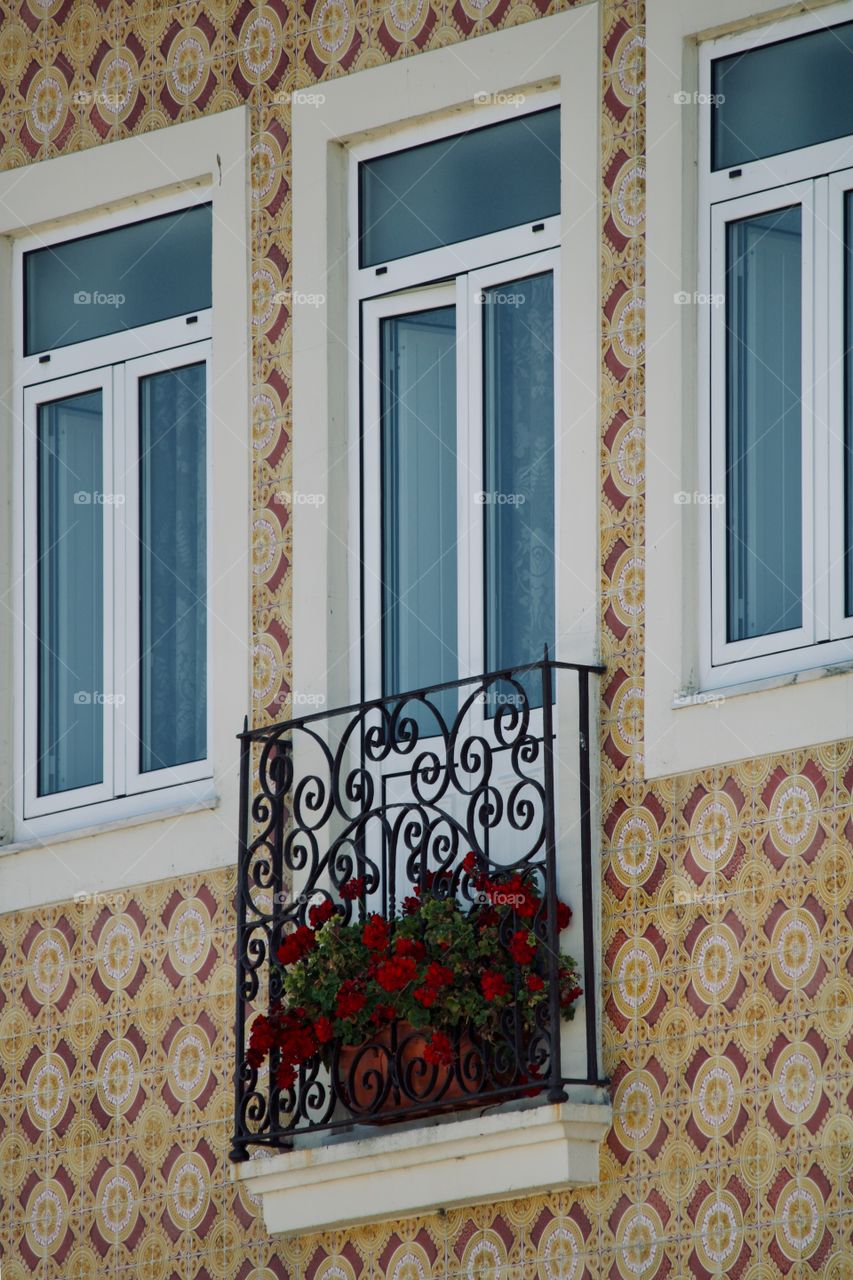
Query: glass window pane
[
  {"left": 360, "top": 108, "right": 559, "bottom": 268},
  {"left": 725, "top": 206, "right": 802, "bottom": 642},
  {"left": 381, "top": 307, "right": 457, "bottom": 727},
  {"left": 840, "top": 192, "right": 845, "bottom": 616},
  {"left": 483, "top": 273, "right": 555, "bottom": 707},
  {"left": 25, "top": 204, "right": 212, "bottom": 355},
  {"left": 37, "top": 391, "right": 104, "bottom": 796},
  {"left": 139, "top": 363, "right": 207, "bottom": 772},
  {"left": 712, "top": 22, "right": 853, "bottom": 170}
]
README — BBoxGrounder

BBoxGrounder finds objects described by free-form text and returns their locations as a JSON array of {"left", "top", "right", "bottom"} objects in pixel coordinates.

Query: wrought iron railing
[{"left": 230, "top": 654, "right": 605, "bottom": 1160}]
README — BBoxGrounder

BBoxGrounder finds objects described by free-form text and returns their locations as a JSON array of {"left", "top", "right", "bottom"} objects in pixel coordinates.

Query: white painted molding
[
  {"left": 0, "top": 106, "right": 252, "bottom": 908},
  {"left": 232, "top": 1101, "right": 612, "bottom": 1235},
  {"left": 645, "top": 0, "right": 853, "bottom": 776},
  {"left": 290, "top": 4, "right": 602, "bottom": 716}
]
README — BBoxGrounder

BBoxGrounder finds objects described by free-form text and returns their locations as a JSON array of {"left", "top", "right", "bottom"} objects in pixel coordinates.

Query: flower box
[{"left": 245, "top": 853, "right": 582, "bottom": 1123}]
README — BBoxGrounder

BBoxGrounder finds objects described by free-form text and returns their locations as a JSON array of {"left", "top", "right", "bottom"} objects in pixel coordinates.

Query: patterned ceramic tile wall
[{"left": 1, "top": 0, "right": 851, "bottom": 1277}]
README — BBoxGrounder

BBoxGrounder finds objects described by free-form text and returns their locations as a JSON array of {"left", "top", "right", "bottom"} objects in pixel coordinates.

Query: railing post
[
  {"left": 577, "top": 668, "right": 600, "bottom": 1084},
  {"left": 230, "top": 718, "right": 251, "bottom": 1162},
  {"left": 541, "top": 649, "right": 567, "bottom": 1103}
]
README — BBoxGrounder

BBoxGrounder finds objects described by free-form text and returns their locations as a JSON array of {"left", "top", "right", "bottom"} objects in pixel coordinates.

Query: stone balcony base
[{"left": 232, "top": 1099, "right": 612, "bottom": 1236}]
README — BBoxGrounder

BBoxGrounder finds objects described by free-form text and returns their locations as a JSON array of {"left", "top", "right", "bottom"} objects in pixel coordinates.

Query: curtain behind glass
[
  {"left": 726, "top": 206, "right": 802, "bottom": 642},
  {"left": 139, "top": 363, "right": 207, "bottom": 772},
  {"left": 37, "top": 391, "right": 104, "bottom": 795},
  {"left": 483, "top": 273, "right": 555, "bottom": 707},
  {"left": 381, "top": 307, "right": 457, "bottom": 730}
]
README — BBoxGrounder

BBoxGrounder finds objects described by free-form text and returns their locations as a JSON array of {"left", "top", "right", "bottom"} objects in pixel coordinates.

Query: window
[
  {"left": 701, "top": 13, "right": 853, "bottom": 683},
  {"left": 19, "top": 200, "right": 212, "bottom": 818},
  {"left": 355, "top": 102, "right": 560, "bottom": 711}
]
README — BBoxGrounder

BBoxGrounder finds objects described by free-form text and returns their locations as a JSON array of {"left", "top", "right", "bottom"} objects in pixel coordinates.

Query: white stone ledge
[{"left": 231, "top": 1100, "right": 612, "bottom": 1236}]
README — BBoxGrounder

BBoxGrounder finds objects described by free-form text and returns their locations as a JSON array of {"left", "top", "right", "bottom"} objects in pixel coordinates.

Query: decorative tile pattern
[{"left": 1, "top": 0, "right": 852, "bottom": 1276}]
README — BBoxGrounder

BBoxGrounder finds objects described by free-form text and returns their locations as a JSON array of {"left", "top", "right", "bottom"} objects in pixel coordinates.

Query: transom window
[
  {"left": 700, "top": 9, "right": 853, "bottom": 684},
  {"left": 18, "top": 199, "right": 212, "bottom": 819},
  {"left": 352, "top": 99, "right": 560, "bottom": 712}
]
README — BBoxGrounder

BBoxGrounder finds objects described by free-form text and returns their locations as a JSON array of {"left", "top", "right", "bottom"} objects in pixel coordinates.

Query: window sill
[
  {"left": 675, "top": 654, "right": 853, "bottom": 709},
  {"left": 647, "top": 652, "right": 853, "bottom": 778},
  {"left": 231, "top": 1098, "right": 612, "bottom": 1236},
  {"left": 4, "top": 779, "right": 218, "bottom": 854}
]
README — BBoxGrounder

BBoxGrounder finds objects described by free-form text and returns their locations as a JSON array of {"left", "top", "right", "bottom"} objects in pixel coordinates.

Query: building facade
[{"left": 1, "top": 0, "right": 851, "bottom": 1277}]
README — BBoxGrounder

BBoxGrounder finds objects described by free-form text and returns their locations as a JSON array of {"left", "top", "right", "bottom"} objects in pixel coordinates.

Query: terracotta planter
[{"left": 335, "top": 1021, "right": 489, "bottom": 1120}]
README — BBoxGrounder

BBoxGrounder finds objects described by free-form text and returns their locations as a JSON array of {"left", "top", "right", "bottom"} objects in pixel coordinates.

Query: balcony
[{"left": 230, "top": 657, "right": 611, "bottom": 1233}]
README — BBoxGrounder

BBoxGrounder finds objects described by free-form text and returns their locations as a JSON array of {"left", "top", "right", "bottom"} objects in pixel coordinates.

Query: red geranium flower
[
  {"left": 423, "top": 961, "right": 454, "bottom": 988},
  {"left": 376, "top": 955, "right": 417, "bottom": 992},
  {"left": 526, "top": 973, "right": 545, "bottom": 992},
  {"left": 362, "top": 914, "right": 390, "bottom": 951},
  {"left": 481, "top": 971, "right": 509, "bottom": 1001},
  {"left": 336, "top": 980, "right": 366, "bottom": 1020},
  {"left": 508, "top": 930, "right": 537, "bottom": 966},
  {"left": 340, "top": 876, "right": 366, "bottom": 900},
  {"left": 402, "top": 895, "right": 421, "bottom": 915},
  {"left": 276, "top": 1062, "right": 297, "bottom": 1089},
  {"left": 557, "top": 900, "right": 572, "bottom": 931},
  {"left": 412, "top": 958, "right": 453, "bottom": 1006},
  {"left": 561, "top": 984, "right": 583, "bottom": 1007},
  {"left": 281, "top": 1027, "right": 316, "bottom": 1064},
  {"left": 423, "top": 1031, "right": 454, "bottom": 1067},
  {"left": 309, "top": 898, "right": 336, "bottom": 929},
  {"left": 277, "top": 925, "right": 315, "bottom": 965},
  {"left": 413, "top": 871, "right": 436, "bottom": 897},
  {"left": 515, "top": 891, "right": 538, "bottom": 920},
  {"left": 371, "top": 1004, "right": 397, "bottom": 1025},
  {"left": 246, "top": 1012, "right": 276, "bottom": 1068},
  {"left": 313, "top": 1016, "right": 334, "bottom": 1044},
  {"left": 395, "top": 937, "right": 426, "bottom": 961}
]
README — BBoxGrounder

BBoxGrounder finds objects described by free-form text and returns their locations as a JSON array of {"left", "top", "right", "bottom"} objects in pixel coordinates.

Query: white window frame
[
  {"left": 707, "top": 181, "right": 817, "bottom": 671},
  {"left": 698, "top": 8, "right": 853, "bottom": 688},
  {"left": 16, "top": 195, "right": 213, "bottom": 822},
  {"left": 466, "top": 251, "right": 562, "bottom": 692},
  {"left": 351, "top": 101, "right": 561, "bottom": 713},
  {"left": 349, "top": 90, "right": 560, "bottom": 303},
  {"left": 361, "top": 249, "right": 560, "bottom": 701},
  {"left": 361, "top": 280, "right": 462, "bottom": 708},
  {"left": 0, "top": 106, "right": 249, "bottom": 905},
  {"left": 827, "top": 165, "right": 853, "bottom": 640},
  {"left": 22, "top": 367, "right": 117, "bottom": 816},
  {"left": 15, "top": 190, "right": 213, "bottom": 384},
  {"left": 356, "top": 145, "right": 563, "bottom": 909},
  {"left": 122, "top": 343, "right": 213, "bottom": 796}
]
